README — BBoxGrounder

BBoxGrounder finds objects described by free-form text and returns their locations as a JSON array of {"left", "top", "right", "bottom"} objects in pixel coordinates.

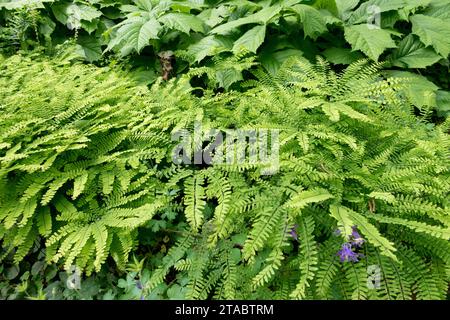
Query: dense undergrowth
[
  {"left": 0, "top": 48, "right": 449, "bottom": 299},
  {"left": 1, "top": 0, "right": 450, "bottom": 301}
]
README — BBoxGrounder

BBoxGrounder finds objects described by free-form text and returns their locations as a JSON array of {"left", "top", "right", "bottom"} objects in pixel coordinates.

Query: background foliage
[
  {"left": 0, "top": 0, "right": 449, "bottom": 300},
  {"left": 0, "top": 0, "right": 449, "bottom": 116}
]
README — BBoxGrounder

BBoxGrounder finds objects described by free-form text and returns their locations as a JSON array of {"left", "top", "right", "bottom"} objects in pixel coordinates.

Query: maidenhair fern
[{"left": 0, "top": 50, "right": 449, "bottom": 299}]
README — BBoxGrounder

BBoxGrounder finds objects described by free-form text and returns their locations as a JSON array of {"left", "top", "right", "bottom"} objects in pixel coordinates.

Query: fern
[{"left": 1, "top": 51, "right": 449, "bottom": 300}]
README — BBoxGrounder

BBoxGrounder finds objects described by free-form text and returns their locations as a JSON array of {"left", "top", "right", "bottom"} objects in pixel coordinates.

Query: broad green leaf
[
  {"left": 108, "top": 18, "right": 162, "bottom": 54},
  {"left": 137, "top": 19, "right": 162, "bottom": 52},
  {"left": 322, "top": 47, "right": 363, "bottom": 65},
  {"left": 216, "top": 68, "right": 243, "bottom": 89},
  {"left": 77, "top": 36, "right": 102, "bottom": 62},
  {"left": 81, "top": 19, "right": 99, "bottom": 34},
  {"left": 0, "top": 0, "right": 52, "bottom": 9},
  {"left": 389, "top": 34, "right": 442, "bottom": 68},
  {"left": 232, "top": 25, "right": 266, "bottom": 53},
  {"left": 186, "top": 35, "right": 233, "bottom": 63},
  {"left": 384, "top": 70, "right": 439, "bottom": 107},
  {"left": 52, "top": 3, "right": 102, "bottom": 28},
  {"left": 39, "top": 15, "right": 56, "bottom": 37},
  {"left": 411, "top": 14, "right": 450, "bottom": 58},
  {"left": 210, "top": 5, "right": 282, "bottom": 34},
  {"left": 347, "top": 0, "right": 407, "bottom": 24},
  {"left": 344, "top": 24, "right": 396, "bottom": 61},
  {"left": 313, "top": 0, "right": 339, "bottom": 16},
  {"left": 159, "top": 13, "right": 205, "bottom": 34},
  {"left": 134, "top": 0, "right": 153, "bottom": 12},
  {"left": 423, "top": 1, "right": 450, "bottom": 19},
  {"left": 197, "top": 6, "right": 229, "bottom": 27},
  {"left": 291, "top": 4, "right": 328, "bottom": 39},
  {"left": 335, "top": 0, "right": 359, "bottom": 19},
  {"left": 403, "top": 0, "right": 432, "bottom": 11},
  {"left": 436, "top": 90, "right": 450, "bottom": 118},
  {"left": 260, "top": 49, "right": 304, "bottom": 75}
]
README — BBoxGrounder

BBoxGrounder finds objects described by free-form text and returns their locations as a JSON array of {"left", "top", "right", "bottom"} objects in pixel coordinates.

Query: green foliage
[
  {"left": 1, "top": 0, "right": 449, "bottom": 115},
  {"left": 1, "top": 51, "right": 449, "bottom": 299}
]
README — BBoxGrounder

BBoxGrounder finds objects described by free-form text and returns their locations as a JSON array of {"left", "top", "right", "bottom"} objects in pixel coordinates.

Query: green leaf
[
  {"left": 436, "top": 90, "right": 450, "bottom": 118},
  {"left": 52, "top": 3, "right": 102, "bottom": 29},
  {"left": 347, "top": 0, "right": 408, "bottom": 24},
  {"left": 287, "top": 188, "right": 334, "bottom": 209},
  {"left": 31, "top": 261, "right": 45, "bottom": 276},
  {"left": 322, "top": 47, "right": 364, "bottom": 65},
  {"left": 216, "top": 68, "right": 243, "bottom": 89},
  {"left": 335, "top": 0, "right": 359, "bottom": 19},
  {"left": 330, "top": 205, "right": 397, "bottom": 260},
  {"left": 344, "top": 24, "right": 396, "bottom": 61},
  {"left": 313, "top": 0, "right": 339, "bottom": 16},
  {"left": 389, "top": 34, "right": 442, "bottom": 68},
  {"left": 36, "top": 207, "right": 52, "bottom": 237},
  {"left": 210, "top": 5, "right": 282, "bottom": 35},
  {"left": 184, "top": 175, "right": 206, "bottom": 232},
  {"left": 108, "top": 18, "right": 162, "bottom": 54},
  {"left": 81, "top": 19, "right": 99, "bottom": 34},
  {"left": 423, "top": 2, "right": 450, "bottom": 19},
  {"left": 369, "top": 215, "right": 450, "bottom": 240},
  {"left": 259, "top": 48, "right": 304, "bottom": 75},
  {"left": 6, "top": 265, "right": 19, "bottom": 280},
  {"left": 411, "top": 14, "right": 450, "bottom": 58},
  {"left": 77, "top": 36, "right": 102, "bottom": 62},
  {"left": 186, "top": 35, "right": 233, "bottom": 63},
  {"left": 322, "top": 103, "right": 340, "bottom": 121},
  {"left": 0, "top": 0, "right": 52, "bottom": 10},
  {"left": 384, "top": 70, "right": 439, "bottom": 107},
  {"left": 334, "top": 103, "right": 372, "bottom": 122},
  {"left": 329, "top": 204, "right": 354, "bottom": 238},
  {"left": 159, "top": 13, "right": 205, "bottom": 34},
  {"left": 232, "top": 25, "right": 266, "bottom": 53},
  {"left": 368, "top": 192, "right": 396, "bottom": 204},
  {"left": 291, "top": 4, "right": 328, "bottom": 39},
  {"left": 137, "top": 19, "right": 162, "bottom": 52},
  {"left": 72, "top": 173, "right": 89, "bottom": 200}
]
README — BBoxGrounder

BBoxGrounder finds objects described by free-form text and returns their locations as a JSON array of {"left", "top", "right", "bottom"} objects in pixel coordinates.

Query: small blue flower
[
  {"left": 290, "top": 224, "right": 299, "bottom": 241},
  {"left": 136, "top": 280, "right": 143, "bottom": 290},
  {"left": 351, "top": 226, "right": 365, "bottom": 248},
  {"left": 337, "top": 243, "right": 360, "bottom": 262}
]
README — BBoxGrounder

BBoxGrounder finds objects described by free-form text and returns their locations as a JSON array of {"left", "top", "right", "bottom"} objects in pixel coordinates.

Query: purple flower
[
  {"left": 351, "top": 226, "right": 365, "bottom": 248},
  {"left": 333, "top": 229, "right": 342, "bottom": 236},
  {"left": 337, "top": 243, "right": 360, "bottom": 262},
  {"left": 290, "top": 224, "right": 299, "bottom": 241},
  {"left": 136, "top": 280, "right": 143, "bottom": 290}
]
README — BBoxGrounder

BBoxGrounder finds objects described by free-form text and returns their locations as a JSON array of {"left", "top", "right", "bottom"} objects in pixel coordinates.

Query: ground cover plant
[{"left": 0, "top": 0, "right": 449, "bottom": 300}]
